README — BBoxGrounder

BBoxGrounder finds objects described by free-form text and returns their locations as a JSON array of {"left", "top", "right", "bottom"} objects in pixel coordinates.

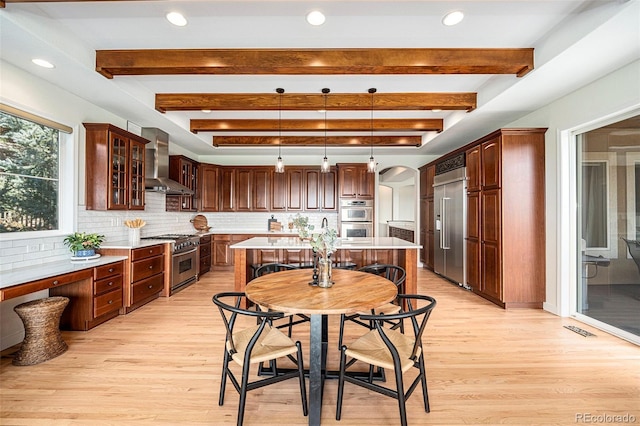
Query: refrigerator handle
[{"left": 442, "top": 197, "right": 450, "bottom": 249}]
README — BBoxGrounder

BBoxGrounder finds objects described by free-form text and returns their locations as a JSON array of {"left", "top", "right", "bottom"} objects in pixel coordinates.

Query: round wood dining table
[{"left": 246, "top": 268, "right": 397, "bottom": 426}]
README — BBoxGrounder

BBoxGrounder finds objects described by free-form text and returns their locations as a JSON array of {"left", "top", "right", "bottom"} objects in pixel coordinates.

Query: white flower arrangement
[{"left": 310, "top": 227, "right": 338, "bottom": 258}]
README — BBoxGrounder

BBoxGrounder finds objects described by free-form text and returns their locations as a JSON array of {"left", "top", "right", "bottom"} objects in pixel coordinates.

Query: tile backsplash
[{"left": 0, "top": 192, "right": 338, "bottom": 272}]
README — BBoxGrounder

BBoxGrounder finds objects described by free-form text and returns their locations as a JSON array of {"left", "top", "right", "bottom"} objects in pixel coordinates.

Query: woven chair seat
[
  {"left": 228, "top": 323, "right": 299, "bottom": 366},
  {"left": 358, "top": 302, "right": 401, "bottom": 316},
  {"left": 345, "top": 327, "right": 420, "bottom": 373}
]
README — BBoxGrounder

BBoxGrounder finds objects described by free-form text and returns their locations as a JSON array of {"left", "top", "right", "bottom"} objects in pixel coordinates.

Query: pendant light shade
[
  {"left": 367, "top": 88, "right": 377, "bottom": 173},
  {"left": 275, "top": 88, "right": 285, "bottom": 173},
  {"left": 321, "top": 88, "right": 331, "bottom": 173}
]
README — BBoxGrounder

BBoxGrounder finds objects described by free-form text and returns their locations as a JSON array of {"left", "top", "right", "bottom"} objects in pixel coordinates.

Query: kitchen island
[{"left": 231, "top": 236, "right": 421, "bottom": 296}]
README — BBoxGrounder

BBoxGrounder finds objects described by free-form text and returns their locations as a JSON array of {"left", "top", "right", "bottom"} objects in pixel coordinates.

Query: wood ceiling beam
[
  {"left": 212, "top": 136, "right": 422, "bottom": 147},
  {"left": 155, "top": 92, "right": 476, "bottom": 113},
  {"left": 190, "top": 118, "right": 443, "bottom": 133},
  {"left": 96, "top": 48, "right": 534, "bottom": 78}
]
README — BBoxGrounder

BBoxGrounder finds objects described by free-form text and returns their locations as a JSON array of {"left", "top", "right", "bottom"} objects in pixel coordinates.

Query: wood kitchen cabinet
[
  {"left": 199, "top": 234, "right": 212, "bottom": 277},
  {"left": 99, "top": 244, "right": 166, "bottom": 313},
  {"left": 304, "top": 167, "right": 337, "bottom": 211},
  {"left": 198, "top": 164, "right": 219, "bottom": 212},
  {"left": 466, "top": 128, "right": 546, "bottom": 308},
  {"left": 167, "top": 155, "right": 198, "bottom": 212},
  {"left": 50, "top": 260, "right": 125, "bottom": 331},
  {"left": 418, "top": 164, "right": 435, "bottom": 269},
  {"left": 252, "top": 167, "right": 271, "bottom": 211},
  {"left": 337, "top": 163, "right": 375, "bottom": 198},
  {"left": 219, "top": 167, "right": 235, "bottom": 212},
  {"left": 83, "top": 123, "right": 149, "bottom": 211},
  {"left": 213, "top": 234, "right": 252, "bottom": 270}
]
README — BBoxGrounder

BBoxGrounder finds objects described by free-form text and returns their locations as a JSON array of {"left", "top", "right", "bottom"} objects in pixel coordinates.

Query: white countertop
[
  {"left": 0, "top": 255, "right": 128, "bottom": 289},
  {"left": 100, "top": 239, "right": 174, "bottom": 250},
  {"left": 230, "top": 236, "right": 421, "bottom": 250}
]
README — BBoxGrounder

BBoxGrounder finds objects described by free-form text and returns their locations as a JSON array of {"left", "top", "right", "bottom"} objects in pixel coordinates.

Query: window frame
[{"left": 0, "top": 106, "right": 75, "bottom": 241}]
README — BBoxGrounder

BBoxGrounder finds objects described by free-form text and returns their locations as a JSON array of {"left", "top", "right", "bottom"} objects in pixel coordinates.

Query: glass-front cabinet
[{"left": 84, "top": 123, "right": 149, "bottom": 211}]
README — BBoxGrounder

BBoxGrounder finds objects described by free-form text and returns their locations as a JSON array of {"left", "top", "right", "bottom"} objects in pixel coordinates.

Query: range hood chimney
[{"left": 142, "top": 127, "right": 194, "bottom": 195}]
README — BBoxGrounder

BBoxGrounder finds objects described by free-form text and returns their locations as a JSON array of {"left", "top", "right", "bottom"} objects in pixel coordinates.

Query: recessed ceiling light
[
  {"left": 166, "top": 12, "right": 187, "bottom": 27},
  {"left": 306, "top": 10, "right": 326, "bottom": 26},
  {"left": 432, "top": 109, "right": 442, "bottom": 113},
  {"left": 442, "top": 11, "right": 464, "bottom": 26},
  {"left": 32, "top": 58, "right": 55, "bottom": 69},
  {"left": 201, "top": 109, "right": 211, "bottom": 113}
]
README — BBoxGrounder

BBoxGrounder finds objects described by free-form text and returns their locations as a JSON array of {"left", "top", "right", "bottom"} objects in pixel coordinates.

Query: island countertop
[{"left": 230, "top": 236, "right": 422, "bottom": 250}]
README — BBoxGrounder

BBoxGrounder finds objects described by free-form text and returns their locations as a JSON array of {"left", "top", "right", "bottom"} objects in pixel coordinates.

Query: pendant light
[
  {"left": 275, "top": 88, "right": 285, "bottom": 173},
  {"left": 367, "top": 87, "right": 377, "bottom": 173},
  {"left": 321, "top": 88, "right": 330, "bottom": 173}
]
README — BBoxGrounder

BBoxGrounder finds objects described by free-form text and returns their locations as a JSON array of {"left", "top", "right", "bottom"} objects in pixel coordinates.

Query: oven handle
[{"left": 175, "top": 248, "right": 198, "bottom": 256}]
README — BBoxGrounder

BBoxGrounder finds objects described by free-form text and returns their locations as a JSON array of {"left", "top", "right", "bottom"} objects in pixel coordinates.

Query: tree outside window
[{"left": 0, "top": 111, "right": 60, "bottom": 232}]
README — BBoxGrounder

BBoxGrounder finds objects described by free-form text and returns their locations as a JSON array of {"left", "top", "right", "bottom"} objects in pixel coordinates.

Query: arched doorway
[{"left": 378, "top": 166, "right": 418, "bottom": 240}]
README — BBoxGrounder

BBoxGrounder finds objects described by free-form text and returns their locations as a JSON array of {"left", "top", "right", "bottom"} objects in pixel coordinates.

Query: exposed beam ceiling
[
  {"left": 212, "top": 136, "right": 422, "bottom": 148},
  {"left": 155, "top": 92, "right": 477, "bottom": 113},
  {"left": 96, "top": 48, "right": 534, "bottom": 78},
  {"left": 190, "top": 118, "right": 443, "bottom": 134}
]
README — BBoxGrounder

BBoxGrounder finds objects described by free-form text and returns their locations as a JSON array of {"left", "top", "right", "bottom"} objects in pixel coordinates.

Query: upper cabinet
[
  {"left": 198, "top": 164, "right": 219, "bottom": 212},
  {"left": 84, "top": 123, "right": 149, "bottom": 211},
  {"left": 167, "top": 155, "right": 198, "bottom": 212},
  {"left": 337, "top": 163, "right": 375, "bottom": 199}
]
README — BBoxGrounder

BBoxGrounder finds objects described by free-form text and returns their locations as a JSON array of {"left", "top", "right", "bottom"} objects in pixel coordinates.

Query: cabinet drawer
[
  {"left": 200, "top": 255, "right": 211, "bottom": 271},
  {"left": 199, "top": 234, "right": 212, "bottom": 244},
  {"left": 1, "top": 269, "right": 93, "bottom": 301},
  {"left": 94, "top": 261, "right": 123, "bottom": 280},
  {"left": 94, "top": 274, "right": 123, "bottom": 296},
  {"left": 94, "top": 288, "right": 123, "bottom": 318},
  {"left": 132, "top": 273, "right": 164, "bottom": 304},
  {"left": 131, "top": 255, "right": 164, "bottom": 282},
  {"left": 200, "top": 243, "right": 211, "bottom": 257},
  {"left": 131, "top": 244, "right": 165, "bottom": 261}
]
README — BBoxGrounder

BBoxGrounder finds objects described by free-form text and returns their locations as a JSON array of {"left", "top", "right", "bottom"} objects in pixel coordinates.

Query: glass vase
[
  {"left": 129, "top": 228, "right": 140, "bottom": 246},
  {"left": 317, "top": 256, "right": 333, "bottom": 288}
]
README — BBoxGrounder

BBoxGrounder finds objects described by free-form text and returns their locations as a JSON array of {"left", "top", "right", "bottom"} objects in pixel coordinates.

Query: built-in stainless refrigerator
[{"left": 433, "top": 167, "right": 467, "bottom": 286}]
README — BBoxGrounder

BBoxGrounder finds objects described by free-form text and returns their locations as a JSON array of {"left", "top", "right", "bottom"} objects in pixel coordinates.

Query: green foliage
[
  {"left": 63, "top": 232, "right": 106, "bottom": 253},
  {"left": 310, "top": 227, "right": 338, "bottom": 257},
  {"left": 0, "top": 111, "right": 59, "bottom": 232},
  {"left": 291, "top": 213, "right": 314, "bottom": 238}
]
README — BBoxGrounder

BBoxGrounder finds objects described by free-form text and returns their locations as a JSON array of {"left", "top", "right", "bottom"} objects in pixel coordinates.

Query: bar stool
[{"left": 12, "top": 296, "right": 70, "bottom": 366}]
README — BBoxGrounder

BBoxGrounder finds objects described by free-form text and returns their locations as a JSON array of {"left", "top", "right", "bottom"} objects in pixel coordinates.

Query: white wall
[{"left": 506, "top": 59, "right": 640, "bottom": 316}]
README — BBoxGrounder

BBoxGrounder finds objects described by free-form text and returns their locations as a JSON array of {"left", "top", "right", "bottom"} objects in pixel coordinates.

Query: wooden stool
[{"left": 12, "top": 297, "right": 70, "bottom": 366}]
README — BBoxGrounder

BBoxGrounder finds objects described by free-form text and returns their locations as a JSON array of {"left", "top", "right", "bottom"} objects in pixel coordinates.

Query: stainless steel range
[{"left": 141, "top": 234, "right": 200, "bottom": 294}]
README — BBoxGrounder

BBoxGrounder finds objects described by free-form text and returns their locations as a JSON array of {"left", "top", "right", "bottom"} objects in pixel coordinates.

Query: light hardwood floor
[{"left": 1, "top": 269, "right": 639, "bottom": 425}]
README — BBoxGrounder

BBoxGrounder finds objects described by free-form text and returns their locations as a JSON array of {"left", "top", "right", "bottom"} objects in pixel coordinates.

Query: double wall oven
[
  {"left": 340, "top": 199, "right": 374, "bottom": 238},
  {"left": 141, "top": 234, "right": 200, "bottom": 294}
]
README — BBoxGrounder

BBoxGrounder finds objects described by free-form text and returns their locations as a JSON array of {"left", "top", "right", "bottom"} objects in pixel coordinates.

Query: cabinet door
[
  {"left": 419, "top": 165, "right": 435, "bottom": 198},
  {"left": 481, "top": 137, "right": 501, "bottom": 189},
  {"left": 466, "top": 146, "right": 481, "bottom": 192},
  {"left": 235, "top": 168, "right": 252, "bottom": 211},
  {"left": 321, "top": 168, "right": 337, "bottom": 210},
  {"left": 338, "top": 165, "right": 358, "bottom": 197},
  {"left": 252, "top": 168, "right": 271, "bottom": 211},
  {"left": 108, "top": 132, "right": 128, "bottom": 210},
  {"left": 305, "top": 169, "right": 321, "bottom": 211},
  {"left": 467, "top": 192, "right": 480, "bottom": 240},
  {"left": 199, "top": 164, "right": 219, "bottom": 212},
  {"left": 271, "top": 170, "right": 287, "bottom": 211},
  {"left": 339, "top": 248, "right": 368, "bottom": 269},
  {"left": 466, "top": 239, "right": 480, "bottom": 292},
  {"left": 419, "top": 230, "right": 427, "bottom": 264},
  {"left": 426, "top": 232, "right": 434, "bottom": 269},
  {"left": 287, "top": 168, "right": 304, "bottom": 211},
  {"left": 214, "top": 236, "right": 232, "bottom": 266},
  {"left": 219, "top": 168, "right": 235, "bottom": 211},
  {"left": 481, "top": 189, "right": 502, "bottom": 301},
  {"left": 129, "top": 139, "right": 145, "bottom": 210},
  {"left": 357, "top": 167, "right": 375, "bottom": 198}
]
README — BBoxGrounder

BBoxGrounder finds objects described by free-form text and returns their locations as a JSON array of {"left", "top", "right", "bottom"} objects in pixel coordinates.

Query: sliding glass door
[{"left": 575, "top": 114, "right": 640, "bottom": 342}]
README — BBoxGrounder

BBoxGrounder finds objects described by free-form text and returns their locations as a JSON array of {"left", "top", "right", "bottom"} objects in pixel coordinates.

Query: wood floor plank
[{"left": 1, "top": 269, "right": 639, "bottom": 425}]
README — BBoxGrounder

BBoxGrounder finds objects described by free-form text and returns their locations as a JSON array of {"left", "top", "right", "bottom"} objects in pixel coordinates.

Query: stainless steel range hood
[{"left": 142, "top": 127, "right": 194, "bottom": 195}]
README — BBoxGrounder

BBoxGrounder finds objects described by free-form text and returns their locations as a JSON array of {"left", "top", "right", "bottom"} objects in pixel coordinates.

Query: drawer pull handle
[
  {"left": 108, "top": 268, "right": 114, "bottom": 273},
  {"left": 108, "top": 281, "right": 113, "bottom": 286},
  {"left": 149, "top": 249, "right": 153, "bottom": 253},
  {"left": 108, "top": 300, "right": 113, "bottom": 304},
  {"left": 149, "top": 265, "right": 154, "bottom": 269},
  {"left": 52, "top": 280, "right": 59, "bottom": 285},
  {"left": 148, "top": 285, "right": 153, "bottom": 289}
]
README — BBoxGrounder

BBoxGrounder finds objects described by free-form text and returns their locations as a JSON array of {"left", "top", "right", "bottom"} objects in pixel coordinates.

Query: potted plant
[
  {"left": 63, "top": 232, "right": 106, "bottom": 257},
  {"left": 291, "top": 214, "right": 314, "bottom": 239},
  {"left": 309, "top": 227, "right": 339, "bottom": 288}
]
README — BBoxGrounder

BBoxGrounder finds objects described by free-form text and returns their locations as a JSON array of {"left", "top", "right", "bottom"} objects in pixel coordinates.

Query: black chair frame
[
  {"left": 253, "top": 263, "right": 310, "bottom": 336},
  {"left": 622, "top": 237, "right": 640, "bottom": 276},
  {"left": 336, "top": 294, "right": 437, "bottom": 426},
  {"left": 338, "top": 264, "right": 406, "bottom": 349},
  {"left": 213, "top": 292, "right": 308, "bottom": 426}
]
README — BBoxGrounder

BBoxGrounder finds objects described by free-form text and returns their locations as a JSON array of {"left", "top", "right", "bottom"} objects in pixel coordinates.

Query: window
[{"left": 0, "top": 107, "right": 71, "bottom": 234}]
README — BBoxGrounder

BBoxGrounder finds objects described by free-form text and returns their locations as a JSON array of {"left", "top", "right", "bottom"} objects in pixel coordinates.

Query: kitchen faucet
[{"left": 321, "top": 217, "right": 328, "bottom": 229}]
